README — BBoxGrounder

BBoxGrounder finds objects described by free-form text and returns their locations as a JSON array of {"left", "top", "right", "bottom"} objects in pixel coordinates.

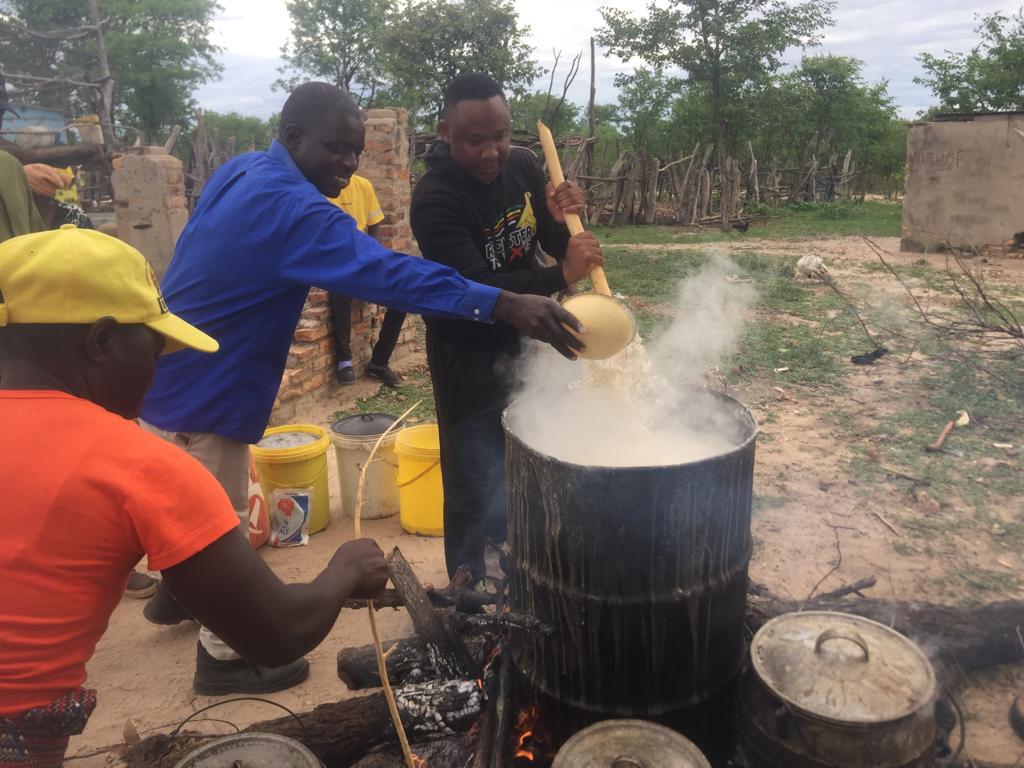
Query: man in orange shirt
[{"left": 0, "top": 226, "right": 389, "bottom": 767}]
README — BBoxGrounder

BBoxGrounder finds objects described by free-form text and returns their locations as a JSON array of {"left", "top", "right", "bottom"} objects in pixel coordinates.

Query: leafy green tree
[
  {"left": 508, "top": 91, "right": 581, "bottom": 137},
  {"left": 596, "top": 0, "right": 834, "bottom": 167},
  {"left": 0, "top": 2, "right": 85, "bottom": 111},
  {"left": 735, "top": 55, "right": 903, "bottom": 195},
  {"left": 276, "top": 0, "right": 389, "bottom": 104},
  {"left": 613, "top": 68, "right": 679, "bottom": 154},
  {"left": 916, "top": 10, "right": 1024, "bottom": 113},
  {"left": 378, "top": 0, "right": 542, "bottom": 128},
  {"left": 104, "top": 0, "right": 223, "bottom": 142},
  {"left": 202, "top": 111, "right": 273, "bottom": 152},
  {"left": 0, "top": 0, "right": 222, "bottom": 143}
]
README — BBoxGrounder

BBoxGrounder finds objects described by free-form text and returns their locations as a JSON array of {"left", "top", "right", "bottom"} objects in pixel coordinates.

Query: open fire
[{"left": 511, "top": 705, "right": 551, "bottom": 765}]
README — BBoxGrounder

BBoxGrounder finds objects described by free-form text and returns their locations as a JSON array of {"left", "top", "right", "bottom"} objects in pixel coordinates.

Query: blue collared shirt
[{"left": 141, "top": 140, "right": 499, "bottom": 443}]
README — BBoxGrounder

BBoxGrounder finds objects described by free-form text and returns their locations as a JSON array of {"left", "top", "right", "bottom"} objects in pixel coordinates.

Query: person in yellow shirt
[{"left": 327, "top": 174, "right": 406, "bottom": 386}]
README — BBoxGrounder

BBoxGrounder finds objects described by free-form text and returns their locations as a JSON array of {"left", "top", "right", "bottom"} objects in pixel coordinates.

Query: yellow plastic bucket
[
  {"left": 251, "top": 424, "right": 331, "bottom": 538},
  {"left": 395, "top": 423, "right": 444, "bottom": 536}
]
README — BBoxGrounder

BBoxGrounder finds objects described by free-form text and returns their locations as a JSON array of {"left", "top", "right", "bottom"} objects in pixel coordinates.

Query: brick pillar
[
  {"left": 110, "top": 147, "right": 188, "bottom": 279},
  {"left": 271, "top": 108, "right": 420, "bottom": 422}
]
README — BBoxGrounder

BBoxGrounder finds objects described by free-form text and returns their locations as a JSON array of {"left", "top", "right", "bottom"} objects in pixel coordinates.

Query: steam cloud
[{"left": 507, "top": 253, "right": 758, "bottom": 467}]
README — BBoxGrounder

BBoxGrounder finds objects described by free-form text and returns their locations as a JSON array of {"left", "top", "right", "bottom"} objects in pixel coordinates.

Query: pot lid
[
  {"left": 331, "top": 412, "right": 398, "bottom": 437},
  {"left": 751, "top": 611, "right": 936, "bottom": 726},
  {"left": 552, "top": 720, "right": 711, "bottom": 768},
  {"left": 173, "top": 732, "right": 321, "bottom": 768}
]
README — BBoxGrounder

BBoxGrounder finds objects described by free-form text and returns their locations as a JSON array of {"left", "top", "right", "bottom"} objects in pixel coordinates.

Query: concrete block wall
[
  {"left": 901, "top": 113, "right": 1024, "bottom": 253},
  {"left": 271, "top": 108, "right": 419, "bottom": 423}
]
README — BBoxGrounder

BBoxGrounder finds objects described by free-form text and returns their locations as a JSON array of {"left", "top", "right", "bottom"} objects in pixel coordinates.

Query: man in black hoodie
[{"left": 411, "top": 73, "right": 603, "bottom": 582}]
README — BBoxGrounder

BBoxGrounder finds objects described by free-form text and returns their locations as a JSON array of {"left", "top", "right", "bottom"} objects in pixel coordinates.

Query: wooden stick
[
  {"left": 872, "top": 509, "right": 903, "bottom": 537},
  {"left": 353, "top": 400, "right": 422, "bottom": 768},
  {"left": 925, "top": 420, "right": 956, "bottom": 453},
  {"left": 537, "top": 120, "right": 611, "bottom": 296}
]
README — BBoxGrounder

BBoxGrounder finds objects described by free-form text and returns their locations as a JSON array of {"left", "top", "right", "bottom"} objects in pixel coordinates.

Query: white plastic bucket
[{"left": 329, "top": 413, "right": 400, "bottom": 520}]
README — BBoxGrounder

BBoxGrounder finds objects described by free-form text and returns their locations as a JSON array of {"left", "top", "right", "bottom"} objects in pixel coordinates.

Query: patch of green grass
[
  {"left": 860, "top": 259, "right": 950, "bottom": 291},
  {"left": 591, "top": 200, "right": 902, "bottom": 244},
  {"left": 729, "top": 319, "right": 850, "bottom": 390},
  {"left": 600, "top": 246, "right": 703, "bottom": 304},
  {"left": 332, "top": 366, "right": 438, "bottom": 424},
  {"left": 892, "top": 541, "right": 917, "bottom": 556},
  {"left": 847, "top": 353, "right": 1024, "bottom": 524}
]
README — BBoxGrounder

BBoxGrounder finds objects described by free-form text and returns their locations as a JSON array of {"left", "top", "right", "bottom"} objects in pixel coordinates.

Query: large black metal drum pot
[{"left": 503, "top": 392, "right": 757, "bottom": 720}]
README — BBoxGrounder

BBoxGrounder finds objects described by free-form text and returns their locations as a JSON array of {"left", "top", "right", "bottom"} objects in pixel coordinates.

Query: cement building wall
[{"left": 901, "top": 113, "right": 1024, "bottom": 252}]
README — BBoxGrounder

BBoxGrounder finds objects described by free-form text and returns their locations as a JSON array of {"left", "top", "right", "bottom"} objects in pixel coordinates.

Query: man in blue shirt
[{"left": 138, "top": 82, "right": 585, "bottom": 696}]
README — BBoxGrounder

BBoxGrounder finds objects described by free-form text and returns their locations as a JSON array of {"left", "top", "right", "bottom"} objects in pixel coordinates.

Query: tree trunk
[
  {"left": 716, "top": 118, "right": 730, "bottom": 230},
  {"left": 585, "top": 37, "right": 596, "bottom": 186},
  {"left": 87, "top": 0, "right": 116, "bottom": 151}
]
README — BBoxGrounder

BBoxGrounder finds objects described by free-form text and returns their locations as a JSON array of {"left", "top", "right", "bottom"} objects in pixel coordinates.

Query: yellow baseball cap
[{"left": 0, "top": 225, "right": 218, "bottom": 354}]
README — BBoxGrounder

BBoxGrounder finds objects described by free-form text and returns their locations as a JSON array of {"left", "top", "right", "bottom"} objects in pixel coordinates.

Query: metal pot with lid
[
  {"left": 552, "top": 720, "right": 711, "bottom": 768},
  {"left": 742, "top": 611, "right": 938, "bottom": 768}
]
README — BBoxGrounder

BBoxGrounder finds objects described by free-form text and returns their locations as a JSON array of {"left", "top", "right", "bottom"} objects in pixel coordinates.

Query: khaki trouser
[{"left": 139, "top": 420, "right": 249, "bottom": 661}]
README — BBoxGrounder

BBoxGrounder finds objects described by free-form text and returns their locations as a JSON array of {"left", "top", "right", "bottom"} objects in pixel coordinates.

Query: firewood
[
  {"left": 338, "top": 638, "right": 436, "bottom": 690},
  {"left": 472, "top": 653, "right": 502, "bottom": 768},
  {"left": 387, "top": 547, "right": 479, "bottom": 679},
  {"left": 121, "top": 678, "right": 484, "bottom": 768},
  {"left": 342, "top": 586, "right": 497, "bottom": 612},
  {"left": 352, "top": 734, "right": 476, "bottom": 768},
  {"left": 489, "top": 650, "right": 513, "bottom": 768}
]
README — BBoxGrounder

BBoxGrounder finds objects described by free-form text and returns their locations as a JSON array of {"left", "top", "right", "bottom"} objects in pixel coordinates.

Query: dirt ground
[{"left": 68, "top": 236, "right": 1024, "bottom": 766}]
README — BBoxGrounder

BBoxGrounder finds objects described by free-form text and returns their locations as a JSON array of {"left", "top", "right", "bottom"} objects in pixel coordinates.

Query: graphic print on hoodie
[{"left": 482, "top": 191, "right": 538, "bottom": 270}]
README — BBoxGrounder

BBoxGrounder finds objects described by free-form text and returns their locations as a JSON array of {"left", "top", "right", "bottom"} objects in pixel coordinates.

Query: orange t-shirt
[{"left": 0, "top": 390, "right": 240, "bottom": 716}]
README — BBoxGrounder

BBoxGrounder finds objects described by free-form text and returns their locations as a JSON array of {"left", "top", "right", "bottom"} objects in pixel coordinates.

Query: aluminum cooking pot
[{"left": 742, "top": 611, "right": 938, "bottom": 768}]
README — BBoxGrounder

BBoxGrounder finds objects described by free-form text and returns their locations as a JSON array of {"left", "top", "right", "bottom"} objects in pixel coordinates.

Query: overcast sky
[{"left": 195, "top": 0, "right": 1023, "bottom": 121}]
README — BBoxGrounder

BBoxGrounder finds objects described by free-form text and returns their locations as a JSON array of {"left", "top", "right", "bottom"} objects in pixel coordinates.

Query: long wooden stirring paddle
[
  {"left": 536, "top": 121, "right": 612, "bottom": 296},
  {"left": 536, "top": 120, "right": 636, "bottom": 360}
]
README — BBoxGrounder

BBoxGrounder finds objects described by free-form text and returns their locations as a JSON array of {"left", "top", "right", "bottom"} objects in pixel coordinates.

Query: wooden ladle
[{"left": 537, "top": 121, "right": 637, "bottom": 360}]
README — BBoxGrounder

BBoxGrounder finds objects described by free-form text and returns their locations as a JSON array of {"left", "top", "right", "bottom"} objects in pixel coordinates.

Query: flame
[
  {"left": 513, "top": 706, "right": 539, "bottom": 761},
  {"left": 411, "top": 753, "right": 428, "bottom": 768}
]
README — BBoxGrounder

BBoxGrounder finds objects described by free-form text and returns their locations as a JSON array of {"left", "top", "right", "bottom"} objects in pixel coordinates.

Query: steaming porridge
[{"left": 509, "top": 258, "right": 755, "bottom": 467}]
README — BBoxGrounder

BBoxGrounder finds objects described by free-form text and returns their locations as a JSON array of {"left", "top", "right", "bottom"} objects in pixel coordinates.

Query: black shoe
[
  {"left": 125, "top": 570, "right": 157, "bottom": 599},
  {"left": 143, "top": 580, "right": 193, "bottom": 625},
  {"left": 193, "top": 642, "right": 310, "bottom": 696},
  {"left": 366, "top": 362, "right": 401, "bottom": 387},
  {"left": 335, "top": 366, "right": 357, "bottom": 385}
]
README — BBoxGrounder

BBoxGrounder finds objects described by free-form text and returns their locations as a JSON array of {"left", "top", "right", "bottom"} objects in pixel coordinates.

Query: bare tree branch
[{"left": 0, "top": 18, "right": 108, "bottom": 42}]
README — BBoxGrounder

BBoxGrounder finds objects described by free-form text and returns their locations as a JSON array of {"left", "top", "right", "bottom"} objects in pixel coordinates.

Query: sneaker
[
  {"left": 335, "top": 366, "right": 357, "bottom": 385},
  {"left": 143, "top": 580, "right": 193, "bottom": 625},
  {"left": 366, "top": 362, "right": 401, "bottom": 387},
  {"left": 125, "top": 570, "right": 157, "bottom": 599},
  {"left": 193, "top": 641, "right": 310, "bottom": 696}
]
